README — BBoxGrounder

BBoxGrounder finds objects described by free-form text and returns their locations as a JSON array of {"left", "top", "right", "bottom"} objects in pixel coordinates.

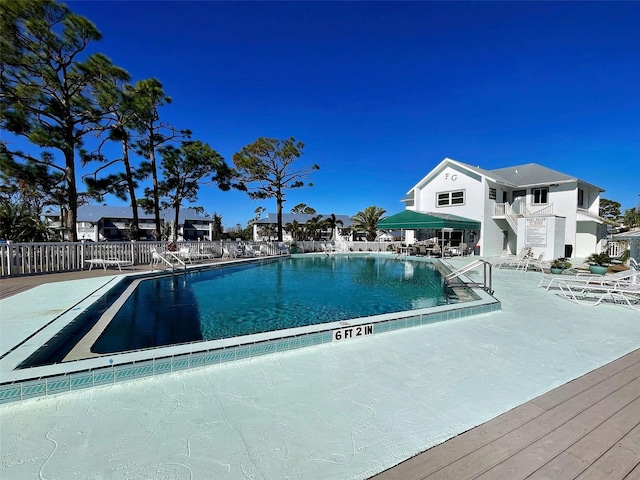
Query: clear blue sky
[{"left": 57, "top": 2, "right": 640, "bottom": 227}]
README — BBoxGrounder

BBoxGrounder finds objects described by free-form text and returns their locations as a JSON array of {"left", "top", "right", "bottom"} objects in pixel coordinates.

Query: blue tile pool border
[{"left": 0, "top": 256, "right": 500, "bottom": 404}]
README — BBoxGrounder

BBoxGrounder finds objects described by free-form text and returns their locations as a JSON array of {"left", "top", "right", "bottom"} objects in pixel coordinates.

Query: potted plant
[
  {"left": 586, "top": 252, "right": 611, "bottom": 275},
  {"left": 550, "top": 257, "right": 572, "bottom": 274}
]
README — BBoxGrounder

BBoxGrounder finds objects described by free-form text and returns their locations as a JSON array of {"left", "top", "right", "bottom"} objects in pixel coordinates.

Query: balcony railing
[{"left": 494, "top": 203, "right": 554, "bottom": 217}]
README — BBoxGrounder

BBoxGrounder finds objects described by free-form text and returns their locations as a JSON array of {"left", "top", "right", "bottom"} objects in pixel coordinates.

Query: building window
[
  {"left": 532, "top": 187, "right": 548, "bottom": 204},
  {"left": 578, "top": 189, "right": 585, "bottom": 208},
  {"left": 489, "top": 188, "right": 496, "bottom": 200},
  {"left": 437, "top": 190, "right": 465, "bottom": 207}
]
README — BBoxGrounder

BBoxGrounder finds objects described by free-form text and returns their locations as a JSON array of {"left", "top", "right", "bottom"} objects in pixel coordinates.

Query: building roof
[
  {"left": 255, "top": 213, "right": 352, "bottom": 227},
  {"left": 47, "top": 205, "right": 211, "bottom": 223},
  {"left": 488, "top": 163, "right": 577, "bottom": 187},
  {"left": 408, "top": 158, "right": 605, "bottom": 196}
]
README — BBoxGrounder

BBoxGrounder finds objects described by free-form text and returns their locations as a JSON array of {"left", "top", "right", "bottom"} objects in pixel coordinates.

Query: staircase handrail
[{"left": 503, "top": 203, "right": 518, "bottom": 233}]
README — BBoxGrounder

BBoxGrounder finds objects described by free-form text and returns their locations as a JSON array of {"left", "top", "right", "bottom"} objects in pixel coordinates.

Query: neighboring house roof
[
  {"left": 612, "top": 229, "right": 640, "bottom": 241},
  {"left": 255, "top": 213, "right": 352, "bottom": 227},
  {"left": 47, "top": 205, "right": 211, "bottom": 223}
]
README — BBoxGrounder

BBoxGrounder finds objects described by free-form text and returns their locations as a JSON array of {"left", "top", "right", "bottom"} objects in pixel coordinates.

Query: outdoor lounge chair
[
  {"left": 488, "top": 250, "right": 511, "bottom": 265},
  {"left": 538, "top": 268, "right": 639, "bottom": 291},
  {"left": 556, "top": 278, "right": 640, "bottom": 310},
  {"left": 178, "top": 246, "right": 193, "bottom": 263},
  {"left": 85, "top": 257, "right": 133, "bottom": 272},
  {"left": 495, "top": 248, "right": 530, "bottom": 269}
]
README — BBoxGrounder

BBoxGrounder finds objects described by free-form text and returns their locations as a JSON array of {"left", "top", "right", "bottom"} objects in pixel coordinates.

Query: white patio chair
[
  {"left": 222, "top": 247, "right": 238, "bottom": 259},
  {"left": 525, "top": 253, "right": 548, "bottom": 272},
  {"left": 277, "top": 243, "right": 289, "bottom": 255},
  {"left": 244, "top": 244, "right": 258, "bottom": 257},
  {"left": 178, "top": 246, "right": 193, "bottom": 263}
]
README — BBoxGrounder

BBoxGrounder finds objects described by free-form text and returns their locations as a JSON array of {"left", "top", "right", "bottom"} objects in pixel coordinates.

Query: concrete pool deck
[{"left": 0, "top": 256, "right": 639, "bottom": 479}]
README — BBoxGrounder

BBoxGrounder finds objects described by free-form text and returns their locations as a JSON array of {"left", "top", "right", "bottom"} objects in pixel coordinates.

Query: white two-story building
[{"left": 401, "top": 158, "right": 608, "bottom": 259}]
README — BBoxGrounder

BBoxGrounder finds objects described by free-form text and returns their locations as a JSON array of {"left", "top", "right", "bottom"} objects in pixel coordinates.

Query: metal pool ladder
[{"left": 444, "top": 259, "right": 494, "bottom": 295}]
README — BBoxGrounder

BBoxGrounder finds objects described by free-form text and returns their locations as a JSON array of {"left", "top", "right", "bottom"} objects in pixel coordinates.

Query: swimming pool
[
  {"left": 3, "top": 254, "right": 500, "bottom": 404},
  {"left": 92, "top": 255, "right": 450, "bottom": 353}
]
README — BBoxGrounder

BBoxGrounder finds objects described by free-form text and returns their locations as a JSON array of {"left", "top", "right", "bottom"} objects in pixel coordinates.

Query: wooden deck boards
[{"left": 370, "top": 349, "right": 640, "bottom": 480}]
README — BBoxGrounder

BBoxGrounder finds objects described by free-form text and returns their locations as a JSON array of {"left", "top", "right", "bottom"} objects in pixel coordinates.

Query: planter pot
[
  {"left": 589, "top": 265, "right": 608, "bottom": 275},
  {"left": 550, "top": 268, "right": 565, "bottom": 274}
]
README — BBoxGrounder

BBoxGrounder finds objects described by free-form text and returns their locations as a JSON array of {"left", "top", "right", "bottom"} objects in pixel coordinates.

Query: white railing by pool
[
  {"left": 0, "top": 241, "right": 226, "bottom": 277},
  {"left": 0, "top": 240, "right": 410, "bottom": 277}
]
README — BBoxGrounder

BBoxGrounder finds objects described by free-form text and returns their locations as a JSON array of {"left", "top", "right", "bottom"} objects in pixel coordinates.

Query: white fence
[
  {"left": 0, "top": 240, "right": 401, "bottom": 278},
  {"left": 1, "top": 241, "right": 234, "bottom": 277}
]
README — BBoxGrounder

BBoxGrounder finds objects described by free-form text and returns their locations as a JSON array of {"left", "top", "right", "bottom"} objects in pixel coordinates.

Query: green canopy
[{"left": 377, "top": 210, "right": 480, "bottom": 230}]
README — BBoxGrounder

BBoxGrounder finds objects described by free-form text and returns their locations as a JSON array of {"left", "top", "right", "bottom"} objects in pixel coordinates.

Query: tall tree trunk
[
  {"left": 64, "top": 148, "right": 78, "bottom": 242},
  {"left": 276, "top": 187, "right": 283, "bottom": 242},
  {"left": 122, "top": 138, "right": 140, "bottom": 239},
  {"left": 148, "top": 130, "right": 162, "bottom": 240},
  {"left": 173, "top": 203, "right": 180, "bottom": 243}
]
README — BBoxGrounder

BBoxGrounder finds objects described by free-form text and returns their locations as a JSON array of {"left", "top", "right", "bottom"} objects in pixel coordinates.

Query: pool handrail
[{"left": 445, "top": 259, "right": 494, "bottom": 295}]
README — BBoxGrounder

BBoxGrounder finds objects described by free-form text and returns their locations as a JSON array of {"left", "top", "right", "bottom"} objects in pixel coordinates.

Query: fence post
[
  {"left": 7, "top": 241, "right": 15, "bottom": 277},
  {"left": 130, "top": 241, "right": 136, "bottom": 265}
]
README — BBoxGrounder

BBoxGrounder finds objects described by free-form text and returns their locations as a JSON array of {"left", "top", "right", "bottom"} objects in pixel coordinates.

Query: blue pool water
[{"left": 92, "top": 255, "right": 448, "bottom": 354}]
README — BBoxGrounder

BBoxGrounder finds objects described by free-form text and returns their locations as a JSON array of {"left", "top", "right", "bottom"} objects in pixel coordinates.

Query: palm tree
[
  {"left": 284, "top": 219, "right": 303, "bottom": 241},
  {"left": 258, "top": 223, "right": 275, "bottom": 241},
  {"left": 0, "top": 202, "right": 55, "bottom": 242},
  {"left": 351, "top": 206, "right": 386, "bottom": 241},
  {"left": 304, "top": 215, "right": 325, "bottom": 241},
  {"left": 324, "top": 213, "right": 344, "bottom": 240}
]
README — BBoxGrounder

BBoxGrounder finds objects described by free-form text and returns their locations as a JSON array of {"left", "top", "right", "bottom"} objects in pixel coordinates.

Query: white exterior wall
[
  {"left": 411, "top": 165, "right": 486, "bottom": 246},
  {"left": 545, "top": 184, "right": 577, "bottom": 256},
  {"left": 482, "top": 180, "right": 507, "bottom": 257},
  {"left": 403, "top": 159, "right": 605, "bottom": 260}
]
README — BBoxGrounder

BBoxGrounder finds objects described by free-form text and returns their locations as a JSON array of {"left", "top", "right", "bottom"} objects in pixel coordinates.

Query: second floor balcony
[{"left": 494, "top": 202, "right": 554, "bottom": 218}]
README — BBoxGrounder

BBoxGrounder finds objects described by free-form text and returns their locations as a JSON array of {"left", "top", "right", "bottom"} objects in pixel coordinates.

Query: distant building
[
  {"left": 402, "top": 158, "right": 608, "bottom": 259},
  {"left": 252, "top": 213, "right": 352, "bottom": 241},
  {"left": 44, "top": 205, "right": 214, "bottom": 241}
]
